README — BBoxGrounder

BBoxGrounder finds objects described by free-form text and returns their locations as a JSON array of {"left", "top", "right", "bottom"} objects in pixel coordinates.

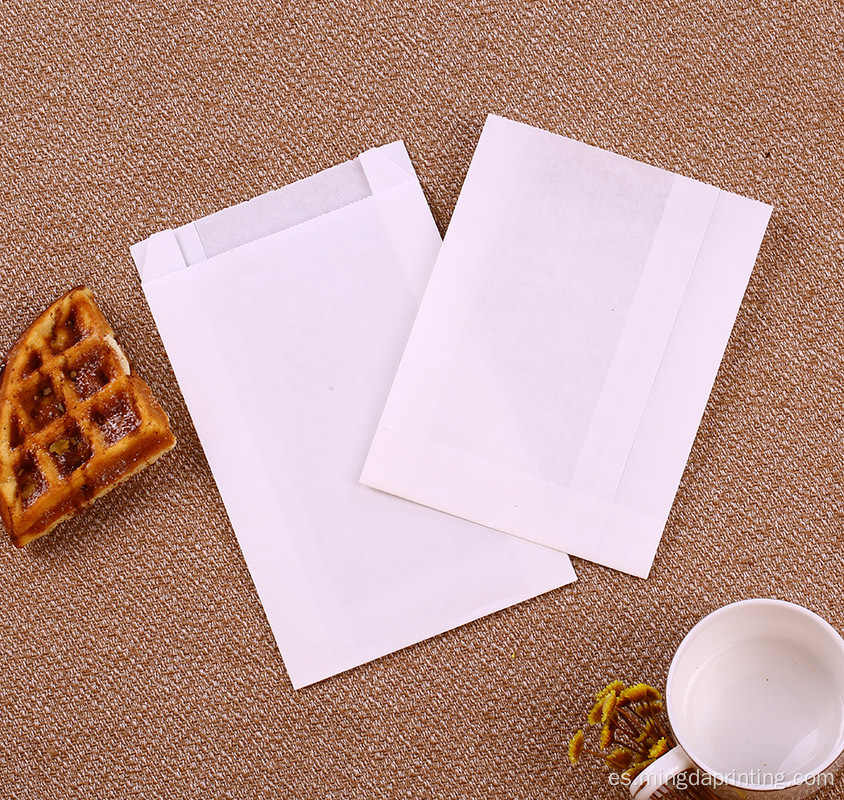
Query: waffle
[{"left": 0, "top": 286, "right": 176, "bottom": 547}]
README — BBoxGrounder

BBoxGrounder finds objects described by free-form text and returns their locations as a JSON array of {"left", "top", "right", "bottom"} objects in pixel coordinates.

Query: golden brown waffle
[{"left": 0, "top": 286, "right": 176, "bottom": 547}]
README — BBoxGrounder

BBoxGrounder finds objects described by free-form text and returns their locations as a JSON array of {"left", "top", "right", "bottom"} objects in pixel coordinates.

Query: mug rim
[{"left": 666, "top": 598, "right": 844, "bottom": 792}]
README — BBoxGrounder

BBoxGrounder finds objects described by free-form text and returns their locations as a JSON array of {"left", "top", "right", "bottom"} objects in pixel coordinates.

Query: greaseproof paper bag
[
  {"left": 361, "top": 117, "right": 772, "bottom": 578},
  {"left": 131, "top": 142, "right": 576, "bottom": 688}
]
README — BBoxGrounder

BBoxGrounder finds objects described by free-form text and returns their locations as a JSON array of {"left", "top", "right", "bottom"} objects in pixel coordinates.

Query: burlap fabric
[{"left": 1, "top": 1, "right": 842, "bottom": 797}]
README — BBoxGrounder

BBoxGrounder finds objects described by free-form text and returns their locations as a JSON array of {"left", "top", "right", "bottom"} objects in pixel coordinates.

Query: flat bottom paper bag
[
  {"left": 362, "top": 118, "right": 772, "bottom": 579},
  {"left": 132, "top": 142, "right": 576, "bottom": 688}
]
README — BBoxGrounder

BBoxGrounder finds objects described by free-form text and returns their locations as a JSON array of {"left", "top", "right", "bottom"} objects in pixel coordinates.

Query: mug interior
[{"left": 667, "top": 599, "right": 844, "bottom": 790}]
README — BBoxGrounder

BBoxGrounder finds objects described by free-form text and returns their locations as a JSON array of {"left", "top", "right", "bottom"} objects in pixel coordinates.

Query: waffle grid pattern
[{"left": 0, "top": 287, "right": 175, "bottom": 545}]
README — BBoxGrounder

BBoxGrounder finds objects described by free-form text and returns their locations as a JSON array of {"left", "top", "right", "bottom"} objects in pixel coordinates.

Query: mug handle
[{"left": 629, "top": 746, "right": 696, "bottom": 799}]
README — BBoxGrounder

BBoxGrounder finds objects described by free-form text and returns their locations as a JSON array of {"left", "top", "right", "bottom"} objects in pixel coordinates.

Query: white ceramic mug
[{"left": 630, "top": 599, "right": 844, "bottom": 800}]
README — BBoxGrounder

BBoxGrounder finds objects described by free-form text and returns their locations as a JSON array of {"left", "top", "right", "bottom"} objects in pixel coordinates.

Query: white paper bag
[
  {"left": 361, "top": 118, "right": 772, "bottom": 578},
  {"left": 131, "top": 141, "right": 576, "bottom": 688}
]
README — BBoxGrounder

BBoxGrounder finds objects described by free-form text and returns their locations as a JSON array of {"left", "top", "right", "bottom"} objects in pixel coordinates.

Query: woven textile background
[{"left": 1, "top": 2, "right": 842, "bottom": 798}]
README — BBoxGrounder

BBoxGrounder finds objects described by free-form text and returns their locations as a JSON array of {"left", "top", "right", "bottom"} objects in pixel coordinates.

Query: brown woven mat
[{"left": 1, "top": 1, "right": 843, "bottom": 797}]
